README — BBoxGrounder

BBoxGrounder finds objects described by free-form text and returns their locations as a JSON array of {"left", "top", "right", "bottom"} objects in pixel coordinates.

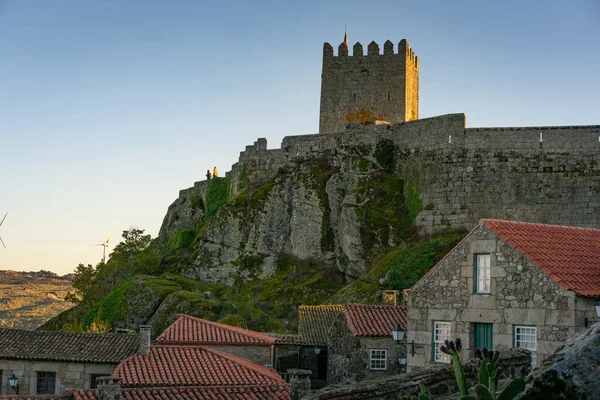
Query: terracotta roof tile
[
  {"left": 72, "top": 386, "right": 290, "bottom": 400},
  {"left": 0, "top": 328, "right": 140, "bottom": 363},
  {"left": 341, "top": 304, "right": 407, "bottom": 336},
  {"left": 483, "top": 219, "right": 600, "bottom": 297},
  {"left": 298, "top": 305, "right": 342, "bottom": 346},
  {"left": 114, "top": 345, "right": 285, "bottom": 388},
  {"left": 155, "top": 315, "right": 276, "bottom": 346}
]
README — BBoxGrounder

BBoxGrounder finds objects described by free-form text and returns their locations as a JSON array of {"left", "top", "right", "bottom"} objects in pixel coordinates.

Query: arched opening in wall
[
  {"left": 353, "top": 93, "right": 356, "bottom": 102},
  {"left": 388, "top": 92, "right": 390, "bottom": 101}
]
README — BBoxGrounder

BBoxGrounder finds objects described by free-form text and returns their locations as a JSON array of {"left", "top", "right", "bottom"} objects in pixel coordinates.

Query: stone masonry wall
[
  {"left": 319, "top": 40, "right": 419, "bottom": 133},
  {"left": 406, "top": 222, "right": 596, "bottom": 370},
  {"left": 203, "top": 344, "right": 272, "bottom": 366},
  {"left": 327, "top": 314, "right": 403, "bottom": 384},
  {"left": 0, "top": 359, "right": 116, "bottom": 395},
  {"left": 221, "top": 113, "right": 599, "bottom": 233}
]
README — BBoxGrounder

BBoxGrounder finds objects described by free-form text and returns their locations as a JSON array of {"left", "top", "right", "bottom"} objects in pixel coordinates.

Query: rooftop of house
[
  {"left": 0, "top": 328, "right": 140, "bottom": 364},
  {"left": 114, "top": 345, "right": 285, "bottom": 388},
  {"left": 269, "top": 333, "right": 308, "bottom": 346},
  {"left": 483, "top": 219, "right": 600, "bottom": 297},
  {"left": 155, "top": 314, "right": 277, "bottom": 346},
  {"left": 341, "top": 304, "right": 408, "bottom": 336},
  {"left": 71, "top": 386, "right": 290, "bottom": 400},
  {"left": 298, "top": 305, "right": 342, "bottom": 346}
]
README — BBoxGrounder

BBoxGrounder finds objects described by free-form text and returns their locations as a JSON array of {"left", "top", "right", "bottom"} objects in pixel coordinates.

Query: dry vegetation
[{"left": 0, "top": 271, "right": 74, "bottom": 329}]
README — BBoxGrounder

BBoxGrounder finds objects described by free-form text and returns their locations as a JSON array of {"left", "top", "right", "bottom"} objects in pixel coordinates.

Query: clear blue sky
[{"left": 1, "top": 0, "right": 598, "bottom": 274}]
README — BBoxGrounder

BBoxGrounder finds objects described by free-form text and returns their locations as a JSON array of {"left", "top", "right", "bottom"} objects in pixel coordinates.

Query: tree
[{"left": 64, "top": 263, "right": 97, "bottom": 304}]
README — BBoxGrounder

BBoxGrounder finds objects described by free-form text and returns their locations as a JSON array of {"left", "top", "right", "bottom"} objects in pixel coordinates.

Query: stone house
[
  {"left": 155, "top": 314, "right": 277, "bottom": 365},
  {"left": 294, "top": 305, "right": 342, "bottom": 387},
  {"left": 327, "top": 304, "right": 407, "bottom": 384},
  {"left": 406, "top": 219, "right": 600, "bottom": 370},
  {"left": 0, "top": 328, "right": 141, "bottom": 396}
]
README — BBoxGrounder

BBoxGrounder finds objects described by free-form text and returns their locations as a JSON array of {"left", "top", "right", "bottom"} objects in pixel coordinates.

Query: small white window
[
  {"left": 433, "top": 321, "right": 451, "bottom": 363},
  {"left": 515, "top": 326, "right": 537, "bottom": 366},
  {"left": 476, "top": 254, "right": 491, "bottom": 293},
  {"left": 369, "top": 349, "right": 387, "bottom": 370}
]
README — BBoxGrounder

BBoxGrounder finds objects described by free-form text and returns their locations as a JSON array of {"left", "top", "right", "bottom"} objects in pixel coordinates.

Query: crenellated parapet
[{"left": 323, "top": 39, "right": 418, "bottom": 61}]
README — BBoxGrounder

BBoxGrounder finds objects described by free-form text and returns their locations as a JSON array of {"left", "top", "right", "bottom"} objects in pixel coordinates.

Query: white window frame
[
  {"left": 476, "top": 254, "right": 491, "bottom": 293},
  {"left": 433, "top": 321, "right": 451, "bottom": 363},
  {"left": 369, "top": 349, "right": 387, "bottom": 370},
  {"left": 514, "top": 325, "right": 537, "bottom": 366}
]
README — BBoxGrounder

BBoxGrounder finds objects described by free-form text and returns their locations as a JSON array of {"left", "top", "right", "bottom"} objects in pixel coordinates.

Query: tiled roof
[
  {"left": 155, "top": 314, "right": 276, "bottom": 346},
  {"left": 298, "top": 305, "right": 342, "bottom": 346},
  {"left": 115, "top": 345, "right": 285, "bottom": 388},
  {"left": 0, "top": 328, "right": 140, "bottom": 363},
  {"left": 341, "top": 304, "right": 407, "bottom": 336},
  {"left": 483, "top": 219, "right": 600, "bottom": 297},
  {"left": 269, "top": 333, "right": 307, "bottom": 346},
  {"left": 72, "top": 386, "right": 290, "bottom": 400}
]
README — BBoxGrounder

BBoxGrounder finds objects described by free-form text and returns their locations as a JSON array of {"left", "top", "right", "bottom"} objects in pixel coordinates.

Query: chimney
[
  {"left": 287, "top": 369, "right": 312, "bottom": 400},
  {"left": 96, "top": 376, "right": 121, "bottom": 400},
  {"left": 138, "top": 325, "right": 151, "bottom": 356}
]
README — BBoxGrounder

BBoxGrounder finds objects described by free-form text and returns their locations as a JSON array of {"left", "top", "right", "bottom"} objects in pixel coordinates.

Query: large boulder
[{"left": 518, "top": 321, "right": 600, "bottom": 399}]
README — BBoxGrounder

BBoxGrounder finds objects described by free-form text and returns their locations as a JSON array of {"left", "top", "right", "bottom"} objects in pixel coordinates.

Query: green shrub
[
  {"left": 388, "top": 233, "right": 465, "bottom": 291},
  {"left": 206, "top": 177, "right": 230, "bottom": 217},
  {"left": 166, "top": 229, "right": 195, "bottom": 252},
  {"left": 82, "top": 278, "right": 134, "bottom": 328}
]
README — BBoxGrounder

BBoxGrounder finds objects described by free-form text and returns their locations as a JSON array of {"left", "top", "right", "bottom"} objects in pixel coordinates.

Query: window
[
  {"left": 514, "top": 326, "right": 537, "bottom": 366},
  {"left": 433, "top": 321, "right": 451, "bottom": 363},
  {"left": 36, "top": 372, "right": 56, "bottom": 395},
  {"left": 90, "top": 374, "right": 104, "bottom": 389},
  {"left": 475, "top": 254, "right": 491, "bottom": 293},
  {"left": 369, "top": 349, "right": 387, "bottom": 370}
]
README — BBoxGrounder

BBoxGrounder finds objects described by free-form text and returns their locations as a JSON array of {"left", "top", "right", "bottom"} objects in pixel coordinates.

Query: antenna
[{"left": 0, "top": 213, "right": 7, "bottom": 249}]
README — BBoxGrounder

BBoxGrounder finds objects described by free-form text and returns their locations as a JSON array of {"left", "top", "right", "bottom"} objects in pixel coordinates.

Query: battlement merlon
[{"left": 322, "top": 39, "right": 419, "bottom": 68}]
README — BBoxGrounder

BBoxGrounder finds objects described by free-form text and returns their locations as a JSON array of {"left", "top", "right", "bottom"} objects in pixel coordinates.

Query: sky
[{"left": 0, "top": 0, "right": 599, "bottom": 275}]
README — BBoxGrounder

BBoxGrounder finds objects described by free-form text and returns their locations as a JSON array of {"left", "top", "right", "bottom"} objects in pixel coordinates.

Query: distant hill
[{"left": 0, "top": 270, "right": 74, "bottom": 329}]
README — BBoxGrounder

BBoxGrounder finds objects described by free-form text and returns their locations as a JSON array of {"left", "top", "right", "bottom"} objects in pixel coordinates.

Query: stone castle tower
[{"left": 319, "top": 39, "right": 419, "bottom": 133}]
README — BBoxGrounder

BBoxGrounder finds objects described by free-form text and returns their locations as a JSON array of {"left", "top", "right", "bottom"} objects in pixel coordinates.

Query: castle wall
[
  {"left": 223, "top": 114, "right": 599, "bottom": 234},
  {"left": 318, "top": 40, "right": 419, "bottom": 133}
]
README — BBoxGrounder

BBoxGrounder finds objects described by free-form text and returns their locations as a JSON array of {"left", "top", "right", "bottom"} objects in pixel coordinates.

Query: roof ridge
[
  {"left": 0, "top": 327, "right": 139, "bottom": 338},
  {"left": 299, "top": 304, "right": 342, "bottom": 309},
  {"left": 483, "top": 218, "right": 600, "bottom": 233},
  {"left": 120, "top": 384, "right": 289, "bottom": 391},
  {"left": 170, "top": 314, "right": 276, "bottom": 343}
]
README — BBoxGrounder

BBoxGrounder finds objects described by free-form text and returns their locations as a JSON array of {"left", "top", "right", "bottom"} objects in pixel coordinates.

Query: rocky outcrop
[
  {"left": 518, "top": 321, "right": 600, "bottom": 400},
  {"left": 159, "top": 147, "right": 418, "bottom": 284}
]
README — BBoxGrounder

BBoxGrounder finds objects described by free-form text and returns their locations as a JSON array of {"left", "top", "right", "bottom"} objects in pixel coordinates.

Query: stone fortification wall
[
  {"left": 208, "top": 113, "right": 599, "bottom": 234},
  {"left": 319, "top": 39, "right": 419, "bottom": 133}
]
